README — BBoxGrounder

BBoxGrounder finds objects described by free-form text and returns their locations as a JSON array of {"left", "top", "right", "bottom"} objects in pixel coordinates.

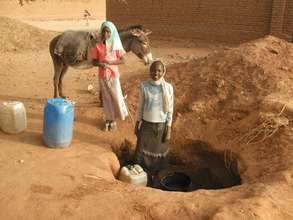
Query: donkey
[{"left": 49, "top": 26, "right": 153, "bottom": 98}]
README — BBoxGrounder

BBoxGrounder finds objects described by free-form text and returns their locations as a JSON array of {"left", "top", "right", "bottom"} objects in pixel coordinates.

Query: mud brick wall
[
  {"left": 106, "top": 0, "right": 274, "bottom": 43},
  {"left": 271, "top": 0, "right": 293, "bottom": 41}
]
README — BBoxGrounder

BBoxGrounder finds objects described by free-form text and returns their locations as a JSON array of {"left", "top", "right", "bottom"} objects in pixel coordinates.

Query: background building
[{"left": 107, "top": 0, "right": 293, "bottom": 43}]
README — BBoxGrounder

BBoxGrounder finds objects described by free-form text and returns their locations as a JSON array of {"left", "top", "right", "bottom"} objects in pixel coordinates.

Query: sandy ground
[{"left": 0, "top": 1, "right": 293, "bottom": 220}]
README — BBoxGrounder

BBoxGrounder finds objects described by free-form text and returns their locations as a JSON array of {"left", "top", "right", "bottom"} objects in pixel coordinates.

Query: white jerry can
[
  {"left": 119, "top": 164, "right": 148, "bottom": 186},
  {"left": 0, "top": 101, "right": 27, "bottom": 134}
]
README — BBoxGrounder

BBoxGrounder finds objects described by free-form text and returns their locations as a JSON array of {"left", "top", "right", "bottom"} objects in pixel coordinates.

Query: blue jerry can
[{"left": 43, "top": 98, "right": 74, "bottom": 148}]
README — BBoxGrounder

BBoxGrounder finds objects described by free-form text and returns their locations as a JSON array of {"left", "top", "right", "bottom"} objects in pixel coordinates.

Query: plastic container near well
[
  {"left": 43, "top": 98, "right": 74, "bottom": 148},
  {"left": 0, "top": 101, "right": 27, "bottom": 134},
  {"left": 119, "top": 164, "right": 148, "bottom": 186}
]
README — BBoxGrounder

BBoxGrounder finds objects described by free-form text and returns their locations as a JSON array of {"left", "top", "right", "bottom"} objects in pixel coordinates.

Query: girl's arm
[
  {"left": 105, "top": 50, "right": 126, "bottom": 65},
  {"left": 105, "top": 56, "right": 125, "bottom": 65},
  {"left": 166, "top": 85, "right": 174, "bottom": 127},
  {"left": 92, "top": 59, "right": 107, "bottom": 68},
  {"left": 91, "top": 46, "right": 107, "bottom": 68},
  {"left": 163, "top": 85, "right": 174, "bottom": 142},
  {"left": 135, "top": 84, "right": 145, "bottom": 135},
  {"left": 137, "top": 84, "right": 145, "bottom": 122}
]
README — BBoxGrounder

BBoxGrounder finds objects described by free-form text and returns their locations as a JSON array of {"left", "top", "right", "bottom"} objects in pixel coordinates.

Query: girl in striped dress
[{"left": 91, "top": 21, "right": 128, "bottom": 131}]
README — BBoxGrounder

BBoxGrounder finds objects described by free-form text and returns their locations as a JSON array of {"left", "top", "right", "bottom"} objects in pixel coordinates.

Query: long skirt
[
  {"left": 135, "top": 120, "right": 169, "bottom": 175},
  {"left": 99, "top": 76, "right": 128, "bottom": 121}
]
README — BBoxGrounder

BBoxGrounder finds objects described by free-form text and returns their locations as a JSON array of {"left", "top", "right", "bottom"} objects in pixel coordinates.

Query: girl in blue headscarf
[{"left": 92, "top": 21, "right": 128, "bottom": 131}]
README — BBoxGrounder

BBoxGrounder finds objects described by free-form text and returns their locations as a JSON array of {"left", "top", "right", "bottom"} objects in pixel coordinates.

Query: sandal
[
  {"left": 104, "top": 120, "right": 110, "bottom": 132},
  {"left": 109, "top": 121, "right": 117, "bottom": 131}
]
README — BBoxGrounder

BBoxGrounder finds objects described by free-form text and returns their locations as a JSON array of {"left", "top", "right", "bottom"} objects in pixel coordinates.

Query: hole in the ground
[
  {"left": 112, "top": 139, "right": 242, "bottom": 192},
  {"left": 163, "top": 140, "right": 242, "bottom": 191}
]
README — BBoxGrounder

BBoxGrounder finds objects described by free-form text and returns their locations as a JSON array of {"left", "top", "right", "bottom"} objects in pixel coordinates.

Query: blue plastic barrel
[{"left": 43, "top": 98, "right": 74, "bottom": 148}]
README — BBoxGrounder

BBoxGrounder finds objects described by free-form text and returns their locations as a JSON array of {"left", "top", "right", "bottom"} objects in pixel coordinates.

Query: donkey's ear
[
  {"left": 143, "top": 29, "right": 152, "bottom": 36},
  {"left": 129, "top": 29, "right": 142, "bottom": 37}
]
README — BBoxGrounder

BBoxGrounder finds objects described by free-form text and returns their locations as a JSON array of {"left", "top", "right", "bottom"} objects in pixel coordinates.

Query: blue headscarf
[{"left": 99, "top": 21, "right": 125, "bottom": 54}]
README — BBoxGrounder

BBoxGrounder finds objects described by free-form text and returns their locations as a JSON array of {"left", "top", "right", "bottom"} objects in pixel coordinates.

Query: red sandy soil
[{"left": 0, "top": 2, "right": 293, "bottom": 220}]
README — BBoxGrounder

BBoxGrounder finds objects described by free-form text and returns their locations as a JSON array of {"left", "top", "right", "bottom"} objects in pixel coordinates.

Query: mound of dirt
[
  {"left": 122, "top": 35, "right": 293, "bottom": 219},
  {"left": 125, "top": 35, "right": 293, "bottom": 148},
  {"left": 125, "top": 35, "right": 293, "bottom": 182},
  {"left": 0, "top": 16, "right": 56, "bottom": 52},
  {"left": 125, "top": 35, "right": 293, "bottom": 126}
]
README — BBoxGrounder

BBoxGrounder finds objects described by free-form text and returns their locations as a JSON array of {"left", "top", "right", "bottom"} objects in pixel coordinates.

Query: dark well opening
[{"left": 113, "top": 140, "right": 242, "bottom": 191}]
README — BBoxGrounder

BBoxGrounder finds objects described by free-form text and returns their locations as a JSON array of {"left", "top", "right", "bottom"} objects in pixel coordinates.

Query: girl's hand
[
  {"left": 162, "top": 126, "right": 171, "bottom": 142},
  {"left": 100, "top": 62, "right": 109, "bottom": 69}
]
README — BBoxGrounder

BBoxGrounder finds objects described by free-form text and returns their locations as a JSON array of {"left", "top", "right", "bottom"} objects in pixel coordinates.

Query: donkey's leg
[
  {"left": 53, "top": 56, "right": 64, "bottom": 98},
  {"left": 58, "top": 65, "right": 69, "bottom": 99}
]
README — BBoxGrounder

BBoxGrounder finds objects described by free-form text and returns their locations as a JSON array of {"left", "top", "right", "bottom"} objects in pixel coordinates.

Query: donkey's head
[{"left": 119, "top": 27, "right": 153, "bottom": 65}]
